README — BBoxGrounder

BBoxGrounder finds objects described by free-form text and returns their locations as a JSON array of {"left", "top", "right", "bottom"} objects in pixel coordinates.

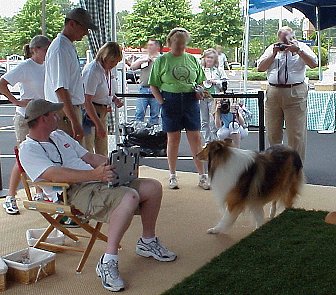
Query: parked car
[
  {"left": 229, "top": 62, "right": 241, "bottom": 70},
  {"left": 79, "top": 58, "right": 87, "bottom": 71},
  {"left": 0, "top": 66, "right": 6, "bottom": 77},
  {"left": 126, "top": 68, "right": 141, "bottom": 84}
]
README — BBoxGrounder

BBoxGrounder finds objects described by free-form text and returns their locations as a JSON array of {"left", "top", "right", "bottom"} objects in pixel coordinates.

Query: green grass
[{"left": 163, "top": 209, "right": 336, "bottom": 295}]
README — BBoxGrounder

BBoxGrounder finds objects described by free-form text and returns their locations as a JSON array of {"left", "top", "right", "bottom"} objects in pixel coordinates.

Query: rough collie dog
[{"left": 197, "top": 140, "right": 304, "bottom": 234}]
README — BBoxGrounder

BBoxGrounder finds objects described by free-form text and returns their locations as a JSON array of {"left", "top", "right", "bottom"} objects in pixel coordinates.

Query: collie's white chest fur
[{"left": 210, "top": 148, "right": 255, "bottom": 206}]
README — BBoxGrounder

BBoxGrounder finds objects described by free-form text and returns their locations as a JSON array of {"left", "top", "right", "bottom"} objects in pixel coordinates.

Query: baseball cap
[
  {"left": 25, "top": 100, "right": 64, "bottom": 122},
  {"left": 66, "top": 8, "right": 98, "bottom": 31}
]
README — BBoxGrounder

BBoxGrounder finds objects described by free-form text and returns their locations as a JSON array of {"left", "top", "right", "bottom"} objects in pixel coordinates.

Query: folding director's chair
[{"left": 15, "top": 147, "right": 107, "bottom": 273}]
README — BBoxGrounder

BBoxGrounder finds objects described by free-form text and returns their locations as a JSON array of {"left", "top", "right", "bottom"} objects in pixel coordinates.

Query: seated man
[{"left": 19, "top": 99, "right": 176, "bottom": 292}]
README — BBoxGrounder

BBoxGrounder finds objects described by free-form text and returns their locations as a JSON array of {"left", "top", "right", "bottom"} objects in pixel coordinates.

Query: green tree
[
  {"left": 124, "top": 0, "right": 193, "bottom": 47},
  {"left": 8, "top": 0, "right": 64, "bottom": 54},
  {"left": 0, "top": 17, "right": 15, "bottom": 58},
  {"left": 117, "top": 10, "right": 129, "bottom": 44},
  {"left": 193, "top": 0, "right": 243, "bottom": 49}
]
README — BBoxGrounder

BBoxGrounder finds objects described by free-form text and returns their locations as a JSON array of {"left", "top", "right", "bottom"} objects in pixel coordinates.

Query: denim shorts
[{"left": 161, "top": 91, "right": 201, "bottom": 132}]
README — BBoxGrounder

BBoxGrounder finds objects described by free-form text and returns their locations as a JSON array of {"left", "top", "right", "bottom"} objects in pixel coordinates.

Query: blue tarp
[
  {"left": 249, "top": 0, "right": 299, "bottom": 15},
  {"left": 290, "top": 0, "right": 336, "bottom": 30},
  {"left": 249, "top": 0, "right": 336, "bottom": 30}
]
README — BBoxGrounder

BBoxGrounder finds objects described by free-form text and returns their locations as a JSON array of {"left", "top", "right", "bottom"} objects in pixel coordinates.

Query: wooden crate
[
  {"left": 0, "top": 258, "right": 7, "bottom": 292},
  {"left": 6, "top": 260, "right": 55, "bottom": 285},
  {"left": 0, "top": 273, "right": 6, "bottom": 292},
  {"left": 3, "top": 248, "right": 56, "bottom": 285}
]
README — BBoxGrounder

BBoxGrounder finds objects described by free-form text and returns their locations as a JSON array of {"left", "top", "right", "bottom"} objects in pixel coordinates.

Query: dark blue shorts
[{"left": 161, "top": 91, "right": 201, "bottom": 132}]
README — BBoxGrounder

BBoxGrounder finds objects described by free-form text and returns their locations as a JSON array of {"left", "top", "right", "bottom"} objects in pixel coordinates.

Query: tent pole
[
  {"left": 110, "top": 0, "right": 117, "bottom": 42},
  {"left": 243, "top": 0, "right": 250, "bottom": 92},
  {"left": 316, "top": 6, "right": 322, "bottom": 80}
]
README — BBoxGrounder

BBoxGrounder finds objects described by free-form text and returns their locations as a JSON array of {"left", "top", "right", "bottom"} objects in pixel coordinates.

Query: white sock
[
  {"left": 5, "top": 195, "right": 14, "bottom": 201},
  {"left": 199, "top": 174, "right": 207, "bottom": 179},
  {"left": 142, "top": 237, "right": 156, "bottom": 244},
  {"left": 169, "top": 173, "right": 176, "bottom": 179},
  {"left": 103, "top": 253, "right": 118, "bottom": 263}
]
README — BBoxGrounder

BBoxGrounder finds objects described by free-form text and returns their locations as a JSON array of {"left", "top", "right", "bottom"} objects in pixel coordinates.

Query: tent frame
[{"left": 244, "top": 0, "right": 325, "bottom": 91}]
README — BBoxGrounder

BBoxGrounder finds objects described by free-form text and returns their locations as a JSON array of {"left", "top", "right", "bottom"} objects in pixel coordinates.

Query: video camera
[{"left": 219, "top": 99, "right": 230, "bottom": 114}]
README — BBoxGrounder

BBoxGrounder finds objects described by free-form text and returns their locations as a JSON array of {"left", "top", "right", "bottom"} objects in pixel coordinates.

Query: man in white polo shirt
[
  {"left": 257, "top": 26, "right": 318, "bottom": 162},
  {"left": 44, "top": 8, "right": 97, "bottom": 142}
]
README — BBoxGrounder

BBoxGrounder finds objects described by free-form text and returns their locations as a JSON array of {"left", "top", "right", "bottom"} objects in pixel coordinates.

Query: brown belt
[{"left": 269, "top": 82, "right": 304, "bottom": 88}]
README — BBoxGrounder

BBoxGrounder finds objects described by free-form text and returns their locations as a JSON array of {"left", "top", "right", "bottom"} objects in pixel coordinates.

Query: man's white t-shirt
[
  {"left": 218, "top": 53, "right": 228, "bottom": 69},
  {"left": 19, "top": 130, "right": 92, "bottom": 201},
  {"left": 44, "top": 33, "right": 84, "bottom": 105},
  {"left": 2, "top": 59, "right": 45, "bottom": 116},
  {"left": 257, "top": 41, "right": 318, "bottom": 84},
  {"left": 82, "top": 60, "right": 115, "bottom": 105}
]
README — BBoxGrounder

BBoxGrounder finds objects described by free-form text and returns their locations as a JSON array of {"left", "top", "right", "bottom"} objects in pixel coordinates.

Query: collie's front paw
[{"left": 207, "top": 227, "right": 220, "bottom": 234}]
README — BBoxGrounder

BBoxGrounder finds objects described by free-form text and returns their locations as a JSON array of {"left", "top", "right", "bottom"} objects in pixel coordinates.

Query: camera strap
[{"left": 277, "top": 53, "right": 289, "bottom": 85}]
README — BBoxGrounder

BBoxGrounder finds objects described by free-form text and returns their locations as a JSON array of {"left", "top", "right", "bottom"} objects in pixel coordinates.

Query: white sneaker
[
  {"left": 169, "top": 176, "right": 179, "bottom": 189},
  {"left": 198, "top": 174, "right": 210, "bottom": 190},
  {"left": 96, "top": 256, "right": 125, "bottom": 292},
  {"left": 33, "top": 192, "right": 45, "bottom": 201},
  {"left": 136, "top": 237, "right": 177, "bottom": 262},
  {"left": 3, "top": 196, "right": 20, "bottom": 215}
]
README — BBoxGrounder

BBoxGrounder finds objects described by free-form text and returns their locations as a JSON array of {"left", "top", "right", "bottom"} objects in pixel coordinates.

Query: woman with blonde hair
[
  {"left": 0, "top": 35, "right": 50, "bottom": 214},
  {"left": 200, "top": 48, "right": 227, "bottom": 143},
  {"left": 82, "top": 41, "right": 124, "bottom": 155},
  {"left": 149, "top": 28, "right": 209, "bottom": 190}
]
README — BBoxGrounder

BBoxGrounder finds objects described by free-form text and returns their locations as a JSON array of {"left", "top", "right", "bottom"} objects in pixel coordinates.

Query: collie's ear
[
  {"left": 223, "top": 138, "right": 234, "bottom": 147},
  {"left": 207, "top": 140, "right": 231, "bottom": 178},
  {"left": 196, "top": 145, "right": 209, "bottom": 161}
]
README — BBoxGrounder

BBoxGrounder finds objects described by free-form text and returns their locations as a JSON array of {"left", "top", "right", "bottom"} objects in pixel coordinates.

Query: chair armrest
[{"left": 27, "top": 180, "right": 70, "bottom": 189}]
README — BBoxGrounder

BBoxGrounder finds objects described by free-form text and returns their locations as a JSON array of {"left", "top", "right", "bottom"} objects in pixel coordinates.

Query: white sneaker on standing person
[
  {"left": 44, "top": 8, "right": 97, "bottom": 143},
  {"left": 200, "top": 48, "right": 228, "bottom": 143},
  {"left": 131, "top": 39, "right": 161, "bottom": 126},
  {"left": 0, "top": 35, "right": 50, "bottom": 215}
]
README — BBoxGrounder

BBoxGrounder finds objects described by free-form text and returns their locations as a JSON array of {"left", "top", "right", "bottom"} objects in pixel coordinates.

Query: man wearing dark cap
[
  {"left": 44, "top": 8, "right": 97, "bottom": 142},
  {"left": 19, "top": 100, "right": 176, "bottom": 292}
]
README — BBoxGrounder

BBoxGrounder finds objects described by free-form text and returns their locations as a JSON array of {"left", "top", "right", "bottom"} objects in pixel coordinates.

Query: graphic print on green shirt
[{"left": 149, "top": 52, "right": 206, "bottom": 93}]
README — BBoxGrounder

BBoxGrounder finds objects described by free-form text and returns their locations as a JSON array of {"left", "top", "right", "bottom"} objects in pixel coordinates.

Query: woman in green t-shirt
[{"left": 149, "top": 28, "right": 210, "bottom": 190}]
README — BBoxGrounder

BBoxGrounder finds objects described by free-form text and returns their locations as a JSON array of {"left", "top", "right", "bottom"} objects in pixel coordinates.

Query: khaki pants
[
  {"left": 67, "top": 179, "right": 141, "bottom": 223},
  {"left": 265, "top": 83, "right": 308, "bottom": 162},
  {"left": 83, "top": 104, "right": 108, "bottom": 156},
  {"left": 57, "top": 105, "right": 83, "bottom": 144}
]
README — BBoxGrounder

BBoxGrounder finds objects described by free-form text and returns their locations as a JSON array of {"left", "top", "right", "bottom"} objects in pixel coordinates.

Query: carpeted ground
[
  {"left": 0, "top": 166, "right": 336, "bottom": 295},
  {"left": 163, "top": 209, "right": 336, "bottom": 295}
]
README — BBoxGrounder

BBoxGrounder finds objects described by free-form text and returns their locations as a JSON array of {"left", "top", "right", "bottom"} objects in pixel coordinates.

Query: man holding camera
[{"left": 257, "top": 26, "right": 317, "bottom": 162}]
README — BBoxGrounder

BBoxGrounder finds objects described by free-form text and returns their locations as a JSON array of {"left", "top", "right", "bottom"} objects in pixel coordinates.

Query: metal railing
[
  {"left": 115, "top": 91, "right": 266, "bottom": 151},
  {"left": 0, "top": 91, "right": 265, "bottom": 195}
]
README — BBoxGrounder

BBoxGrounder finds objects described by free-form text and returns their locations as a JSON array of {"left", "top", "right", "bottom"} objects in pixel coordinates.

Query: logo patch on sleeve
[{"left": 64, "top": 143, "right": 70, "bottom": 148}]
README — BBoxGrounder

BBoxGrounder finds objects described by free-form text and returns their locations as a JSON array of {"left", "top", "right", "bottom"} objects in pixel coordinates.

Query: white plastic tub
[
  {"left": 26, "top": 228, "right": 65, "bottom": 247},
  {"left": 0, "top": 257, "right": 8, "bottom": 291}
]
